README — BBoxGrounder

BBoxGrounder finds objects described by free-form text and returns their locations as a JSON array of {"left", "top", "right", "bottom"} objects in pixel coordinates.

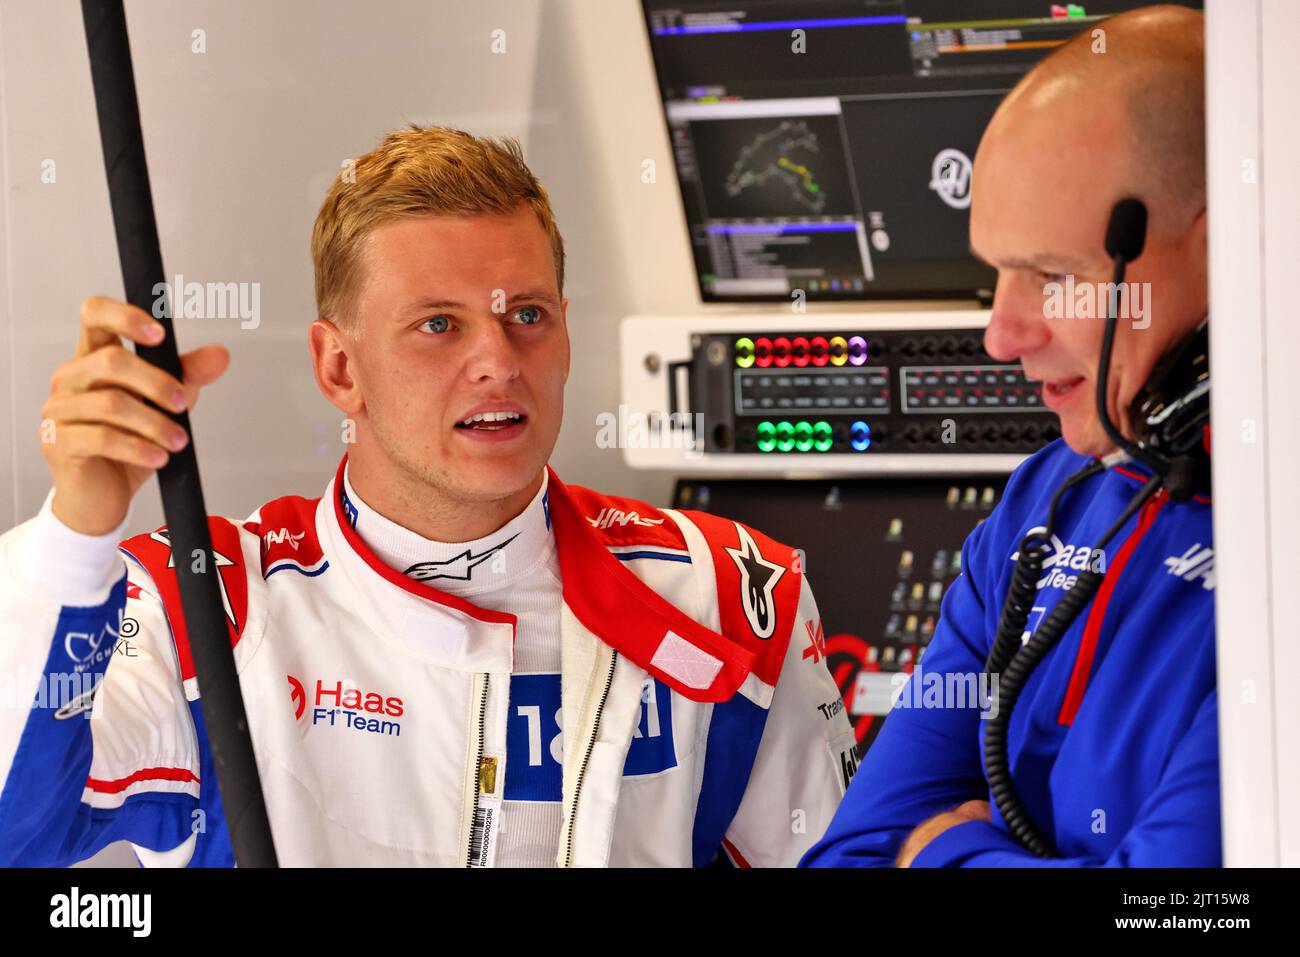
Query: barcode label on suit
[{"left": 468, "top": 805, "right": 496, "bottom": 867}]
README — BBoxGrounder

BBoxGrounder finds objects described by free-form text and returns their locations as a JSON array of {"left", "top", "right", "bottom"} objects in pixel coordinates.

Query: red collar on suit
[{"left": 330, "top": 455, "right": 755, "bottom": 702}]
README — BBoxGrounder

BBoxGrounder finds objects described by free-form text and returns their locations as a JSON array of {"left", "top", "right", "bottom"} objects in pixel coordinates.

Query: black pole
[{"left": 80, "top": 0, "right": 277, "bottom": 867}]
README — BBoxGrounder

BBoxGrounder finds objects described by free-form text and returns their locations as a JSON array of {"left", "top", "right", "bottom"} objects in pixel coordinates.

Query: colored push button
[
  {"left": 809, "top": 336, "right": 830, "bottom": 367},
  {"left": 813, "top": 420, "right": 833, "bottom": 452},
  {"left": 828, "top": 335, "right": 848, "bottom": 366},
  {"left": 794, "top": 420, "right": 814, "bottom": 452},
  {"left": 754, "top": 337, "right": 774, "bottom": 368},
  {"left": 734, "top": 337, "right": 755, "bottom": 368},
  {"left": 757, "top": 419, "right": 837, "bottom": 453},
  {"left": 847, "top": 335, "right": 868, "bottom": 367},
  {"left": 772, "top": 337, "right": 792, "bottom": 368},
  {"left": 775, "top": 420, "right": 796, "bottom": 452},
  {"left": 790, "top": 336, "right": 811, "bottom": 368},
  {"left": 851, "top": 419, "right": 871, "bottom": 451}
]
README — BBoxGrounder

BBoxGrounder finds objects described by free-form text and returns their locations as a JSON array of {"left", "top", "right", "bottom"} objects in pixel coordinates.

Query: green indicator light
[
  {"left": 794, "top": 420, "right": 814, "bottom": 452},
  {"left": 734, "top": 337, "right": 755, "bottom": 368},
  {"left": 813, "top": 420, "right": 833, "bottom": 452},
  {"left": 756, "top": 420, "right": 776, "bottom": 453},
  {"left": 775, "top": 421, "right": 795, "bottom": 453}
]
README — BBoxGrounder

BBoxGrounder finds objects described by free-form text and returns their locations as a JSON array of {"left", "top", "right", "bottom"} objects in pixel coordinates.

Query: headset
[{"left": 981, "top": 198, "right": 1211, "bottom": 857}]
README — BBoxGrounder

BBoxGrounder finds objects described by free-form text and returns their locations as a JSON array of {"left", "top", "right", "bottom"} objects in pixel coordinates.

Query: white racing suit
[{"left": 0, "top": 455, "right": 855, "bottom": 866}]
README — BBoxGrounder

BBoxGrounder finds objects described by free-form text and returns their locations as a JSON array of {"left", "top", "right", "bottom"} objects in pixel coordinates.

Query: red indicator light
[
  {"left": 791, "top": 336, "right": 810, "bottom": 368},
  {"left": 772, "top": 336, "right": 792, "bottom": 368},
  {"left": 810, "top": 336, "right": 830, "bottom": 367}
]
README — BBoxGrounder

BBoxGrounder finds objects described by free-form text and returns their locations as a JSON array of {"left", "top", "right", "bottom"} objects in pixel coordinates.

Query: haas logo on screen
[
  {"left": 929, "top": 148, "right": 973, "bottom": 210},
  {"left": 724, "top": 524, "right": 786, "bottom": 639}
]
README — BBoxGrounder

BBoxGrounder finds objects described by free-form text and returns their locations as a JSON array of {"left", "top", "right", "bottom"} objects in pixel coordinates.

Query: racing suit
[
  {"left": 0, "top": 455, "right": 855, "bottom": 867},
  {"left": 802, "top": 439, "right": 1219, "bottom": 867}
]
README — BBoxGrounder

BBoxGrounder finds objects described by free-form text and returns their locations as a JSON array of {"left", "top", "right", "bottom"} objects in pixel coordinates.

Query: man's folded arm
[{"left": 909, "top": 688, "right": 1221, "bottom": 867}]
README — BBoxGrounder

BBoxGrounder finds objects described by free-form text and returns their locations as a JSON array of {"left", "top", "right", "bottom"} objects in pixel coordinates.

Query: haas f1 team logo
[
  {"left": 288, "top": 675, "right": 307, "bottom": 720},
  {"left": 724, "top": 524, "right": 786, "bottom": 639}
]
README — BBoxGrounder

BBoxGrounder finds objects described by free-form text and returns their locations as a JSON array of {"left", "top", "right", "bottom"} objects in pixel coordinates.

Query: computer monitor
[{"left": 642, "top": 0, "right": 1202, "bottom": 303}]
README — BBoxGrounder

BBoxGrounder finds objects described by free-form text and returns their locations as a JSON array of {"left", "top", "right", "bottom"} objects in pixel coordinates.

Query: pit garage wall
[
  {"left": 0, "top": 0, "right": 688, "bottom": 867},
  {"left": 1207, "top": 0, "right": 1300, "bottom": 866}
]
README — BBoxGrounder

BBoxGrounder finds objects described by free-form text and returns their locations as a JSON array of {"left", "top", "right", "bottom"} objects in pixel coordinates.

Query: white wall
[
  {"left": 0, "top": 0, "right": 705, "bottom": 542},
  {"left": 1207, "top": 0, "right": 1300, "bottom": 867},
  {"left": 0, "top": 0, "right": 714, "bottom": 866}
]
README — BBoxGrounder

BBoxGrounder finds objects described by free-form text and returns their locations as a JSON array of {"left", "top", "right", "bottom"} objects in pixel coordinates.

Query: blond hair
[{"left": 311, "top": 125, "right": 565, "bottom": 329}]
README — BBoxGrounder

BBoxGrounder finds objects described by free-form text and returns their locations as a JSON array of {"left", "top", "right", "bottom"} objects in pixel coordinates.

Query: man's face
[
  {"left": 344, "top": 207, "right": 569, "bottom": 503},
  {"left": 970, "top": 112, "right": 1206, "bottom": 459}
]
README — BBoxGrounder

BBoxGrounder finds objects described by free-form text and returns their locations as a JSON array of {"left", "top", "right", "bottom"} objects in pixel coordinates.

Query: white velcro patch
[{"left": 650, "top": 630, "right": 723, "bottom": 690}]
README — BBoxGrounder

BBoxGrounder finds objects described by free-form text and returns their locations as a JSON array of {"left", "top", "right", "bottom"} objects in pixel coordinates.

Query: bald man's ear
[{"left": 309, "top": 318, "right": 365, "bottom": 416}]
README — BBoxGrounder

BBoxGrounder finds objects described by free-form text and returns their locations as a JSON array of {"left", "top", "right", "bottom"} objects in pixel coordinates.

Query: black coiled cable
[
  {"left": 982, "top": 470, "right": 1163, "bottom": 857},
  {"left": 984, "top": 461, "right": 1103, "bottom": 678}
]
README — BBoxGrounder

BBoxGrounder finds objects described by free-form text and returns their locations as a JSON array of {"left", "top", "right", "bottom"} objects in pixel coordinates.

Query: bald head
[
  {"left": 970, "top": 5, "right": 1210, "bottom": 460},
  {"left": 984, "top": 4, "right": 1205, "bottom": 237}
]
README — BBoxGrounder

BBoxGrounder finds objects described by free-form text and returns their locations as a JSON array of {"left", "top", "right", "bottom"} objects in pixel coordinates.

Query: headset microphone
[
  {"left": 1104, "top": 197, "right": 1148, "bottom": 262},
  {"left": 1096, "top": 198, "right": 1163, "bottom": 471}
]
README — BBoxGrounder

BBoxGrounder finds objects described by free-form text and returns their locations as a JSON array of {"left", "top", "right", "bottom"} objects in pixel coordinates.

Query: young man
[
  {"left": 0, "top": 128, "right": 855, "bottom": 867},
  {"left": 803, "top": 5, "right": 1217, "bottom": 867}
]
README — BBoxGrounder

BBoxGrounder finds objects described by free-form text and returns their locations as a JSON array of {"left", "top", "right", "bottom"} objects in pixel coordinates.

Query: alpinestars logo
[
  {"left": 149, "top": 529, "right": 239, "bottom": 631},
  {"left": 404, "top": 535, "right": 517, "bottom": 582},
  {"left": 724, "top": 524, "right": 785, "bottom": 639},
  {"left": 588, "top": 508, "right": 665, "bottom": 530},
  {"left": 1164, "top": 543, "right": 1215, "bottom": 591}
]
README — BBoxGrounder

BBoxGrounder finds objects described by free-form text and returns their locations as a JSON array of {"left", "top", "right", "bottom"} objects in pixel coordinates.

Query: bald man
[{"left": 803, "top": 5, "right": 1218, "bottom": 868}]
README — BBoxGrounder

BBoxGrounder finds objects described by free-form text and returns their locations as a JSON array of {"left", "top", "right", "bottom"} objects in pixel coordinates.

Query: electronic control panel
[
  {"left": 622, "top": 313, "right": 1059, "bottom": 475},
  {"left": 674, "top": 474, "right": 1005, "bottom": 757}
]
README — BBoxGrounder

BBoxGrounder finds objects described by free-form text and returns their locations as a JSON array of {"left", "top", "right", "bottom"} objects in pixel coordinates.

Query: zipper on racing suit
[
  {"left": 463, "top": 673, "right": 492, "bottom": 867},
  {"left": 562, "top": 650, "right": 618, "bottom": 867}
]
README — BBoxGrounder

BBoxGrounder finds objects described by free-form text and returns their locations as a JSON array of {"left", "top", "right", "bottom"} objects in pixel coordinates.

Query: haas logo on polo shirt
[
  {"left": 288, "top": 674, "right": 406, "bottom": 737},
  {"left": 1010, "top": 528, "right": 1105, "bottom": 592},
  {"left": 724, "top": 524, "right": 786, "bottom": 639},
  {"left": 288, "top": 675, "right": 307, "bottom": 719}
]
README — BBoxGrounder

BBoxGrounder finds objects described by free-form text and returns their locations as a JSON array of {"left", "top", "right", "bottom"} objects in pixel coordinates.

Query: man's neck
[
  {"left": 346, "top": 453, "right": 543, "bottom": 544},
  {"left": 340, "top": 460, "right": 553, "bottom": 593}
]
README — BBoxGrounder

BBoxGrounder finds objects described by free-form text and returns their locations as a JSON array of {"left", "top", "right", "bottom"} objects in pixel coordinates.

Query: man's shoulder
[
  {"left": 556, "top": 481, "right": 691, "bottom": 552},
  {"left": 114, "top": 489, "right": 325, "bottom": 681},
  {"left": 558, "top": 480, "right": 801, "bottom": 577},
  {"left": 975, "top": 440, "right": 1097, "bottom": 537},
  {"left": 559, "top": 480, "right": 803, "bottom": 677},
  {"left": 118, "top": 490, "right": 324, "bottom": 582}
]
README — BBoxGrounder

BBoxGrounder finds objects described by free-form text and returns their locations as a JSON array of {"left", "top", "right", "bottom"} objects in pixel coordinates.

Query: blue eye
[
  {"left": 513, "top": 306, "right": 543, "bottom": 325},
  {"left": 421, "top": 315, "right": 451, "bottom": 334}
]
